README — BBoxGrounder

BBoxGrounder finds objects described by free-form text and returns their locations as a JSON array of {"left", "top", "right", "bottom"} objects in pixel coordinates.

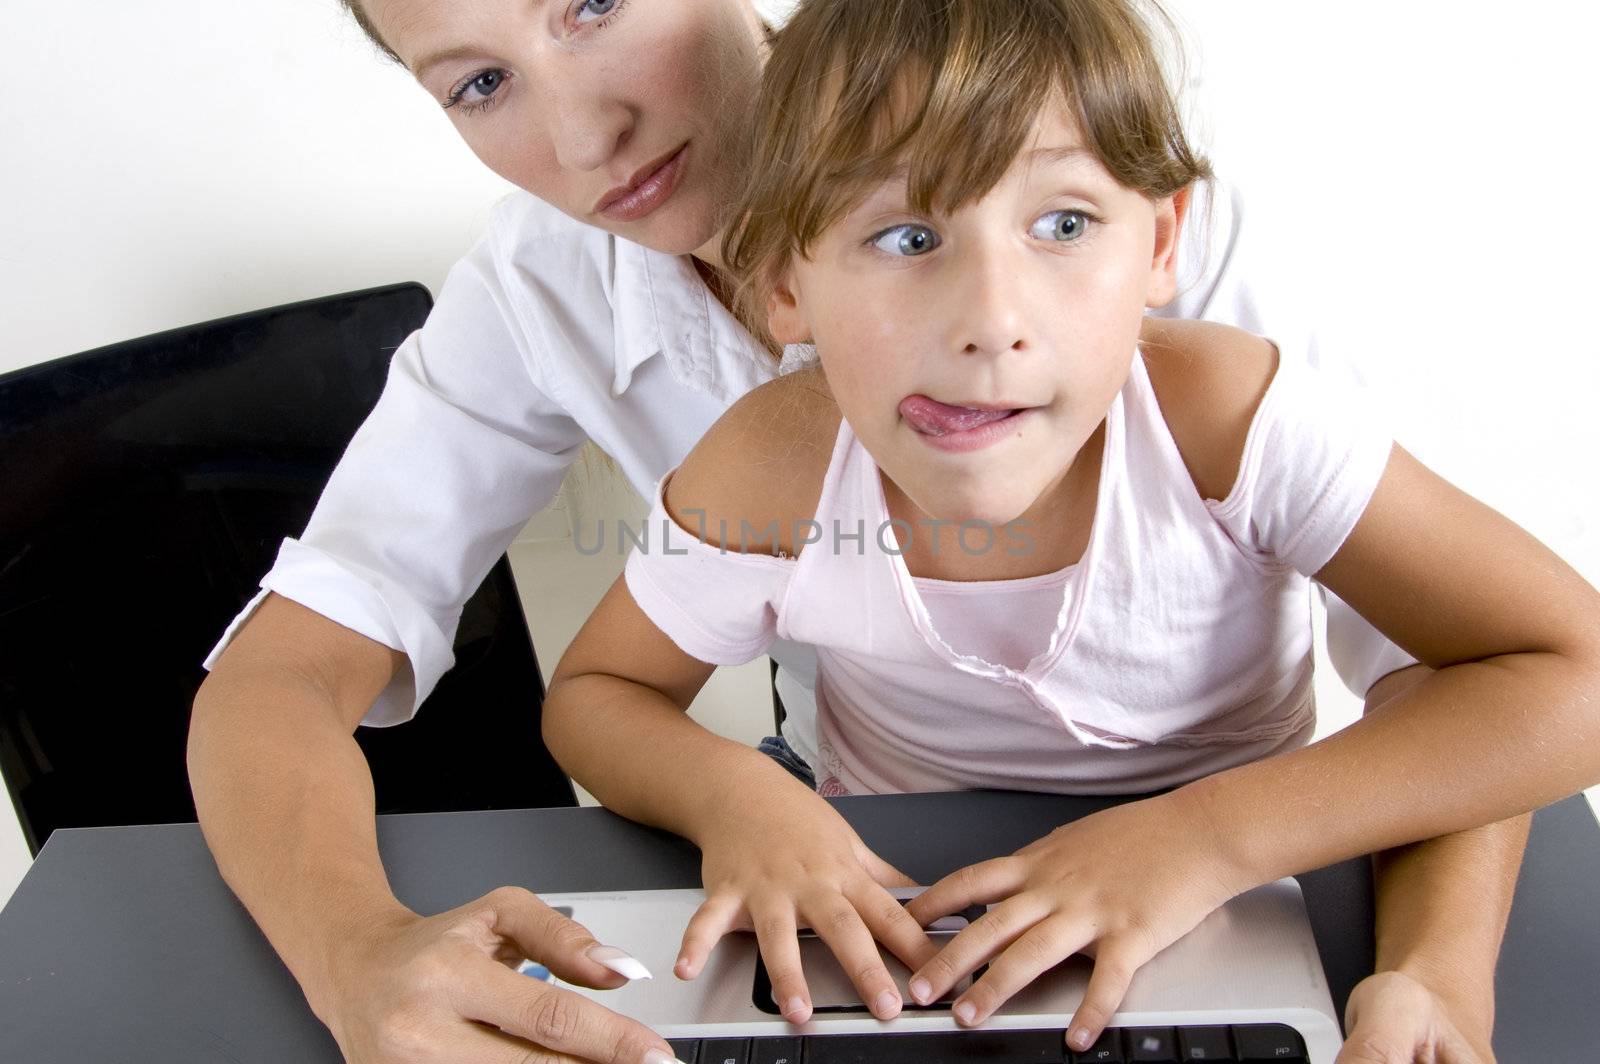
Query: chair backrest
[{"left": 0, "top": 285, "right": 575, "bottom": 854}]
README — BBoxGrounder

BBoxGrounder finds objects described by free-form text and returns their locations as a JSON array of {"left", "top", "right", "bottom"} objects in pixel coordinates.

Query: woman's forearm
[
  {"left": 187, "top": 660, "right": 413, "bottom": 1016},
  {"left": 187, "top": 596, "right": 416, "bottom": 1018},
  {"left": 1370, "top": 814, "right": 1528, "bottom": 1033}
]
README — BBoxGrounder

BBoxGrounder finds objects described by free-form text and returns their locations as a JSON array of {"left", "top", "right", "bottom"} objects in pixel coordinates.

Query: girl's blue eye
[
  {"left": 1031, "top": 209, "right": 1091, "bottom": 242},
  {"left": 575, "top": 0, "right": 619, "bottom": 23},
  {"left": 870, "top": 224, "right": 941, "bottom": 257},
  {"left": 445, "top": 69, "right": 508, "bottom": 111}
]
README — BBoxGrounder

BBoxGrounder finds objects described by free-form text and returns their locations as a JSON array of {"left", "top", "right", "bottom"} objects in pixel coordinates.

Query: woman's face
[{"left": 365, "top": 0, "right": 767, "bottom": 259}]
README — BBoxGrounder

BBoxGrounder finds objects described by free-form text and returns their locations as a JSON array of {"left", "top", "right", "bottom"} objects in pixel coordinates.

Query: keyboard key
[
  {"left": 668, "top": 1041, "right": 701, "bottom": 1064},
  {"left": 806, "top": 1029, "right": 1064, "bottom": 1064},
  {"left": 753, "top": 1037, "right": 803, "bottom": 1064},
  {"left": 1177, "top": 1027, "right": 1233, "bottom": 1061},
  {"left": 701, "top": 1039, "right": 751, "bottom": 1064},
  {"left": 1233, "top": 1025, "right": 1306, "bottom": 1062},
  {"left": 1071, "top": 1026, "right": 1125, "bottom": 1062},
  {"left": 1126, "top": 1027, "right": 1179, "bottom": 1062}
]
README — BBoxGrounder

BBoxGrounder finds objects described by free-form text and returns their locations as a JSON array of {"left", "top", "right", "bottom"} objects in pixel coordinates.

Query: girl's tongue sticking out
[{"left": 899, "top": 394, "right": 1021, "bottom": 437}]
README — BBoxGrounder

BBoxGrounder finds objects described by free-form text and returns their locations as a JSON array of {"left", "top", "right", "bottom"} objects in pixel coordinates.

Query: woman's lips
[
  {"left": 899, "top": 395, "right": 1032, "bottom": 453},
  {"left": 596, "top": 144, "right": 688, "bottom": 223}
]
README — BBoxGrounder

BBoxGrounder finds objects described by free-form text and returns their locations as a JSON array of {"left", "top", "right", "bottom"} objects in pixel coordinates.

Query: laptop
[{"left": 530, "top": 882, "right": 1342, "bottom": 1062}]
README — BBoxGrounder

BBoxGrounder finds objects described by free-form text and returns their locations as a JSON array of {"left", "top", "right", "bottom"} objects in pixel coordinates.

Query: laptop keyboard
[{"left": 670, "top": 1023, "right": 1309, "bottom": 1063}]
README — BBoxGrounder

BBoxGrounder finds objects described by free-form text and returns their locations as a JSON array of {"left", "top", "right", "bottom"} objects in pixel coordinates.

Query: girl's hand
[
  {"left": 903, "top": 794, "right": 1242, "bottom": 1053},
  {"left": 1336, "top": 970, "right": 1494, "bottom": 1064},
  {"left": 674, "top": 787, "right": 940, "bottom": 1025},
  {"left": 317, "top": 887, "right": 678, "bottom": 1064}
]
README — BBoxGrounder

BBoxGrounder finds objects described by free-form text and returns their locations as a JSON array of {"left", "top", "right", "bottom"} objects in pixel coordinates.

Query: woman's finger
[
  {"left": 907, "top": 895, "right": 1044, "bottom": 1006},
  {"left": 475, "top": 886, "right": 640, "bottom": 990},
  {"left": 802, "top": 897, "right": 904, "bottom": 1021},
  {"left": 675, "top": 893, "right": 746, "bottom": 980},
  {"left": 442, "top": 1020, "right": 601, "bottom": 1064},
  {"left": 466, "top": 964, "right": 679, "bottom": 1064},
  {"left": 1064, "top": 937, "right": 1147, "bottom": 1055},
  {"left": 903, "top": 857, "right": 1026, "bottom": 927},
  {"left": 950, "top": 915, "right": 1084, "bottom": 1026},
  {"left": 749, "top": 900, "right": 812, "bottom": 1025}
]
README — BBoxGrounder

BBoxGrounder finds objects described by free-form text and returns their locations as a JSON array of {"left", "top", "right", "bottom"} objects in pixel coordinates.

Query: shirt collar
[{"left": 611, "top": 237, "right": 778, "bottom": 401}]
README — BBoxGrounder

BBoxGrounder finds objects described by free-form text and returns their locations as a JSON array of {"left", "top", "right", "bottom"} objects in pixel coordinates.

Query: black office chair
[{"left": 0, "top": 284, "right": 576, "bottom": 855}]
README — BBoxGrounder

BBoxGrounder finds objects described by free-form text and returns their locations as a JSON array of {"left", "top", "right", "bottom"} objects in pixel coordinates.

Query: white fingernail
[
  {"left": 954, "top": 1000, "right": 977, "bottom": 1025},
  {"left": 587, "top": 944, "right": 653, "bottom": 981},
  {"left": 642, "top": 1050, "right": 690, "bottom": 1064}
]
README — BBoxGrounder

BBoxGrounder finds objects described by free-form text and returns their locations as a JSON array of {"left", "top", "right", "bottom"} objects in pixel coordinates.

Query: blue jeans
[{"left": 758, "top": 735, "right": 817, "bottom": 790}]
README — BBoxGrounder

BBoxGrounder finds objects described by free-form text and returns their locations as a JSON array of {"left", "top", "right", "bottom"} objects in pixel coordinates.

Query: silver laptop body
[{"left": 536, "top": 881, "right": 1343, "bottom": 1062}]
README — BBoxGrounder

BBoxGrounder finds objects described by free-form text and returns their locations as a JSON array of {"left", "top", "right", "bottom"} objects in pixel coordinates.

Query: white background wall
[{"left": 2, "top": 2, "right": 1597, "bottom": 907}]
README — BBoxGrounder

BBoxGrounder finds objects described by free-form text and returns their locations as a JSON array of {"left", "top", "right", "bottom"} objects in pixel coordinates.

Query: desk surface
[{"left": 1, "top": 792, "right": 1596, "bottom": 1061}]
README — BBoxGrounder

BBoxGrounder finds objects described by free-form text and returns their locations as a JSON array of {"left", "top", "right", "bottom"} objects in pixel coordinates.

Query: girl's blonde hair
[{"left": 722, "top": 0, "right": 1213, "bottom": 347}]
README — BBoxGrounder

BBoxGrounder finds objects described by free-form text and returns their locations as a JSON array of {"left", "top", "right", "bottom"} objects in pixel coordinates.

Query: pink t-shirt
[{"left": 625, "top": 350, "right": 1394, "bottom": 796}]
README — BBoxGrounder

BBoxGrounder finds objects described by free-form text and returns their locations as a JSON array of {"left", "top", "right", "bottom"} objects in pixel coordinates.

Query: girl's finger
[
  {"left": 1064, "top": 938, "right": 1147, "bottom": 1055},
  {"left": 907, "top": 895, "right": 1046, "bottom": 1005},
  {"left": 675, "top": 893, "right": 746, "bottom": 980},
  {"left": 903, "top": 857, "right": 1026, "bottom": 927},
  {"left": 802, "top": 897, "right": 905, "bottom": 1021},
  {"left": 849, "top": 881, "right": 940, "bottom": 974},
  {"left": 749, "top": 900, "right": 812, "bottom": 1025},
  {"left": 467, "top": 964, "right": 678, "bottom": 1064},
  {"left": 950, "top": 915, "right": 1083, "bottom": 1026},
  {"left": 857, "top": 847, "right": 918, "bottom": 889}
]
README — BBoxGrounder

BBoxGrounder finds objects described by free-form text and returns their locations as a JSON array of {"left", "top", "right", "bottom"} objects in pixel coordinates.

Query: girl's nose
[{"left": 950, "top": 249, "right": 1032, "bottom": 358}]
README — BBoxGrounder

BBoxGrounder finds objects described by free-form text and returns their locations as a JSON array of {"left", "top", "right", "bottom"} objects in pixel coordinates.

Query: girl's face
[
  {"left": 769, "top": 104, "right": 1183, "bottom": 528},
  {"left": 365, "top": 0, "right": 767, "bottom": 259}
]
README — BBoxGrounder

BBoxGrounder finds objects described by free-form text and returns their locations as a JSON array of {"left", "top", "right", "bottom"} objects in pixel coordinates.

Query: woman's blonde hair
[{"left": 722, "top": 0, "right": 1213, "bottom": 348}]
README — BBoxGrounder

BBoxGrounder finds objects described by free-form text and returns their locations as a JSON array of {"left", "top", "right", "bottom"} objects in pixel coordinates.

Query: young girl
[{"left": 541, "top": 0, "right": 1600, "bottom": 1054}]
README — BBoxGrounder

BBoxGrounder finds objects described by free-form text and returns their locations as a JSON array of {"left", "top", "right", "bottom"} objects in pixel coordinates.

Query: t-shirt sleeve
[
  {"left": 203, "top": 223, "right": 589, "bottom": 727},
  {"left": 1166, "top": 179, "right": 1417, "bottom": 695},
  {"left": 623, "top": 476, "right": 793, "bottom": 666},
  {"left": 1207, "top": 353, "right": 1396, "bottom": 577}
]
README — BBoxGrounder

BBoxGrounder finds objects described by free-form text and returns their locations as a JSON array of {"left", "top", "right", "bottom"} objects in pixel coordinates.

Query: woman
[{"left": 187, "top": 2, "right": 1523, "bottom": 1062}]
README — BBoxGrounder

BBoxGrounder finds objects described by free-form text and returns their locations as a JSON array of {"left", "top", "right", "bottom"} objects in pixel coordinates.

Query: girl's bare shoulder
[
  {"left": 1138, "top": 317, "right": 1279, "bottom": 502},
  {"left": 664, "top": 366, "right": 842, "bottom": 556}
]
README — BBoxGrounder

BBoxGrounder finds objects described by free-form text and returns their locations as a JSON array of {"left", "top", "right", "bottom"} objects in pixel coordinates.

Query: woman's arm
[
  {"left": 1336, "top": 665, "right": 1527, "bottom": 1063},
  {"left": 190, "top": 594, "right": 680, "bottom": 1064}
]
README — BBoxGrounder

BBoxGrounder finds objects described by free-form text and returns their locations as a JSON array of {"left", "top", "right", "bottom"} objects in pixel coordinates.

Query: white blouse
[{"left": 204, "top": 183, "right": 1414, "bottom": 766}]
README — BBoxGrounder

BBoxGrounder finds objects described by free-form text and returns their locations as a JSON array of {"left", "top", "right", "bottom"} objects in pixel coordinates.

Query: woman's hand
[
  {"left": 315, "top": 886, "right": 680, "bottom": 1064},
  {"left": 903, "top": 793, "right": 1243, "bottom": 1054},
  {"left": 674, "top": 785, "right": 940, "bottom": 1026},
  {"left": 1336, "top": 970, "right": 1494, "bottom": 1064}
]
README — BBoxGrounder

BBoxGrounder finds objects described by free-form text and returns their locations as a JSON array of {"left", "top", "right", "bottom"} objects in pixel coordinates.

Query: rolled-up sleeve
[{"left": 204, "top": 231, "right": 589, "bottom": 726}]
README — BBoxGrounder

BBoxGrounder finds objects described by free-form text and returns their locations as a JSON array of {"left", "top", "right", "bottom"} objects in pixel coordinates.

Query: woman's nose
[{"left": 549, "top": 88, "right": 635, "bottom": 173}]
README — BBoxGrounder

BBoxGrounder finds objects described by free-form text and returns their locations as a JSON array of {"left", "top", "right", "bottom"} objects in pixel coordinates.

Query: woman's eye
[
  {"left": 870, "top": 224, "right": 941, "bottom": 257},
  {"left": 1031, "top": 209, "right": 1092, "bottom": 242},
  {"left": 574, "top": 0, "right": 620, "bottom": 24},
  {"left": 445, "top": 69, "right": 508, "bottom": 112}
]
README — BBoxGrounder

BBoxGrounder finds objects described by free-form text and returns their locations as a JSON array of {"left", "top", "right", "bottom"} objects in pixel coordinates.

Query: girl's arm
[
  {"left": 543, "top": 373, "right": 938, "bottom": 1026},
  {"left": 906, "top": 321, "right": 1600, "bottom": 1051}
]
